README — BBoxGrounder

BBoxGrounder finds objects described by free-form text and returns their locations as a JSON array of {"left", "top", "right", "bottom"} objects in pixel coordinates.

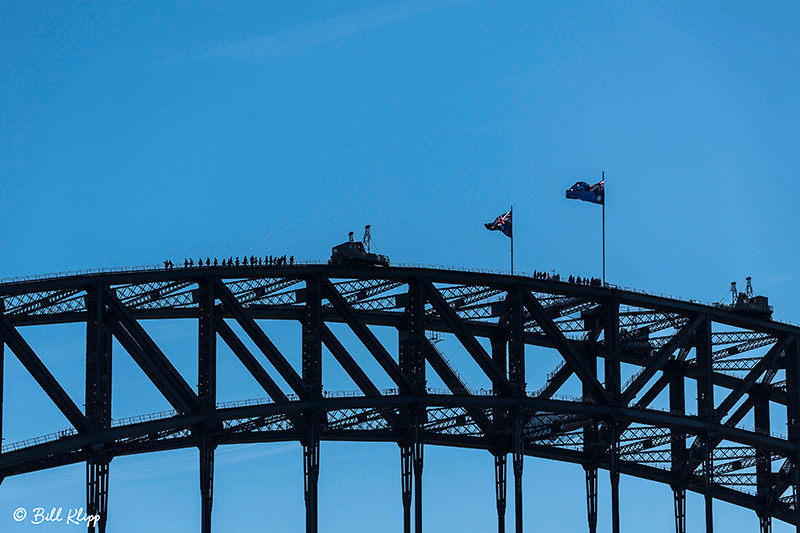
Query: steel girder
[{"left": 1, "top": 265, "right": 800, "bottom": 531}]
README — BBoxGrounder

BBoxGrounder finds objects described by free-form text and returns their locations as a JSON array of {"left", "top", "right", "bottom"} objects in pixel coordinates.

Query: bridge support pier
[
  {"left": 199, "top": 430, "right": 215, "bottom": 533},
  {"left": 669, "top": 363, "right": 687, "bottom": 533},
  {"left": 795, "top": 466, "right": 800, "bottom": 533},
  {"left": 793, "top": 459, "right": 800, "bottom": 533},
  {"left": 0, "top": 302, "right": 4, "bottom": 478},
  {"left": 398, "top": 280, "right": 426, "bottom": 533},
  {"left": 303, "top": 419, "right": 320, "bottom": 533},
  {"left": 197, "top": 280, "right": 217, "bottom": 533},
  {"left": 512, "top": 414, "right": 523, "bottom": 533},
  {"left": 609, "top": 423, "right": 620, "bottom": 533},
  {"left": 672, "top": 486, "right": 686, "bottom": 533},
  {"left": 702, "top": 439, "right": 714, "bottom": 533},
  {"left": 86, "top": 454, "right": 109, "bottom": 533},
  {"left": 414, "top": 429, "right": 423, "bottom": 533},
  {"left": 600, "top": 299, "right": 622, "bottom": 533},
  {"left": 401, "top": 444, "right": 413, "bottom": 533},
  {"left": 792, "top": 457, "right": 800, "bottom": 533},
  {"left": 507, "top": 287, "right": 525, "bottom": 533},
  {"left": 85, "top": 289, "right": 112, "bottom": 533},
  {"left": 758, "top": 514, "right": 772, "bottom": 533},
  {"left": 754, "top": 388, "right": 772, "bottom": 533},
  {"left": 786, "top": 337, "right": 800, "bottom": 533},
  {"left": 512, "top": 449, "right": 523, "bottom": 533},
  {"left": 694, "top": 319, "right": 715, "bottom": 533},
  {"left": 494, "top": 453, "right": 507, "bottom": 533},
  {"left": 400, "top": 427, "right": 423, "bottom": 533},
  {"left": 585, "top": 466, "right": 598, "bottom": 533}
]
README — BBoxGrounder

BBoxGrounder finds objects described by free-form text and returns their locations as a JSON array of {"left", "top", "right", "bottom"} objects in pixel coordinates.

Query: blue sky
[{"left": 1, "top": 1, "right": 799, "bottom": 531}]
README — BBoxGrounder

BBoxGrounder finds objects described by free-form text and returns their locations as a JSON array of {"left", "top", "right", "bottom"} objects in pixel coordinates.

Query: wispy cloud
[{"left": 213, "top": 0, "right": 466, "bottom": 60}]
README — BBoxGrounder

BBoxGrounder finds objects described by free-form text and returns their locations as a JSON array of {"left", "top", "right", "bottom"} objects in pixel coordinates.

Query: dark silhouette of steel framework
[{"left": 0, "top": 264, "right": 799, "bottom": 533}]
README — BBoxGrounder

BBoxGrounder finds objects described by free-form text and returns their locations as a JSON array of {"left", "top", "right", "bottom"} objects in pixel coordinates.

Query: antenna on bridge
[
  {"left": 724, "top": 277, "right": 772, "bottom": 318},
  {"left": 362, "top": 225, "right": 372, "bottom": 253}
]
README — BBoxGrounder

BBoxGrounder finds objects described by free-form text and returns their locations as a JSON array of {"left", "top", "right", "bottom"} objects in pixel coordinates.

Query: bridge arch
[{"left": 1, "top": 264, "right": 798, "bottom": 532}]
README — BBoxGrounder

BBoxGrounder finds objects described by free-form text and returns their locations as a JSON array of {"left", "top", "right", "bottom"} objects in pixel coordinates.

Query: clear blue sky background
[{"left": 1, "top": 1, "right": 799, "bottom": 531}]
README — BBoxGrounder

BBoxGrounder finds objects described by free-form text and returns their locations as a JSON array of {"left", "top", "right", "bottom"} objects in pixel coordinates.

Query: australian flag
[
  {"left": 484, "top": 210, "right": 512, "bottom": 238},
  {"left": 566, "top": 180, "right": 604, "bottom": 205}
]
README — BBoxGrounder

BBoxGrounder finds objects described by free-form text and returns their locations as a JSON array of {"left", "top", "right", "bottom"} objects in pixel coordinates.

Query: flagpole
[
  {"left": 510, "top": 204, "right": 514, "bottom": 275},
  {"left": 602, "top": 171, "right": 605, "bottom": 285}
]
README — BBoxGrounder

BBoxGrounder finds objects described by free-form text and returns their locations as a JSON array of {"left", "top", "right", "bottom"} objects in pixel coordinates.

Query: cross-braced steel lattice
[{"left": 0, "top": 263, "right": 799, "bottom": 533}]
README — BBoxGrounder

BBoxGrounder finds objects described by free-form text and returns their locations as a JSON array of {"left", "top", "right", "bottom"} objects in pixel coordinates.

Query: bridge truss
[{"left": 1, "top": 264, "right": 799, "bottom": 533}]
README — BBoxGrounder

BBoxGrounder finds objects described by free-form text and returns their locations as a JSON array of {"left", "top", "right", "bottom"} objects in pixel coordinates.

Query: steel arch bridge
[{"left": 1, "top": 263, "right": 800, "bottom": 533}]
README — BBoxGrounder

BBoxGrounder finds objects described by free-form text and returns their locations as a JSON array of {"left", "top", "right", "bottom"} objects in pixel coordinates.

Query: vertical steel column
[
  {"left": 794, "top": 460, "right": 800, "bottom": 533},
  {"left": 198, "top": 280, "right": 217, "bottom": 408},
  {"left": 609, "top": 426, "right": 620, "bottom": 533},
  {"left": 401, "top": 444, "right": 413, "bottom": 533},
  {"left": 302, "top": 276, "right": 323, "bottom": 397},
  {"left": 585, "top": 466, "right": 598, "bottom": 533},
  {"left": 754, "top": 387, "right": 772, "bottom": 533},
  {"left": 0, "top": 299, "right": 4, "bottom": 456},
  {"left": 784, "top": 337, "right": 800, "bottom": 533},
  {"left": 494, "top": 453, "right": 507, "bottom": 533},
  {"left": 507, "top": 288, "right": 525, "bottom": 533},
  {"left": 413, "top": 421, "right": 424, "bottom": 533},
  {"left": 491, "top": 335, "right": 508, "bottom": 533},
  {"left": 86, "top": 460, "right": 109, "bottom": 533},
  {"left": 399, "top": 280, "right": 426, "bottom": 394},
  {"left": 695, "top": 318, "right": 714, "bottom": 533},
  {"left": 604, "top": 299, "right": 621, "bottom": 533},
  {"left": 85, "top": 288, "right": 112, "bottom": 533},
  {"left": 512, "top": 414, "right": 523, "bottom": 533},
  {"left": 303, "top": 418, "right": 320, "bottom": 533},
  {"left": 673, "top": 489, "right": 686, "bottom": 533},
  {"left": 400, "top": 280, "right": 426, "bottom": 533},
  {"left": 199, "top": 430, "right": 214, "bottom": 533},
  {"left": 507, "top": 289, "right": 525, "bottom": 395},
  {"left": 302, "top": 276, "right": 323, "bottom": 533},
  {"left": 198, "top": 281, "right": 217, "bottom": 533},
  {"left": 582, "top": 313, "right": 599, "bottom": 533},
  {"left": 669, "top": 363, "right": 687, "bottom": 533}
]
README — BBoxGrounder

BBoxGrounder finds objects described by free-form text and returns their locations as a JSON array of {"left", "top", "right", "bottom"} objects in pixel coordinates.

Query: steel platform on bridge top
[{"left": 1, "top": 262, "right": 799, "bottom": 533}]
